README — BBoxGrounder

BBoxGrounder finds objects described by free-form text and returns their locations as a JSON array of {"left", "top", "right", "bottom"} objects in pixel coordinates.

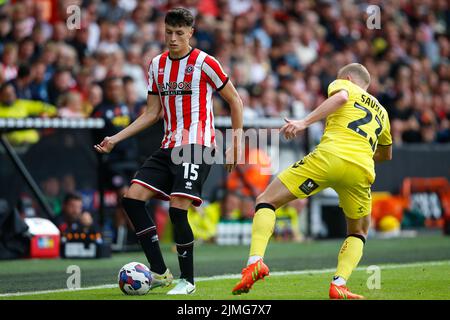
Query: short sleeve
[
  {"left": 327, "top": 79, "right": 350, "bottom": 97},
  {"left": 378, "top": 112, "right": 392, "bottom": 146},
  {"left": 201, "top": 55, "right": 229, "bottom": 91},
  {"left": 147, "top": 59, "right": 159, "bottom": 95}
]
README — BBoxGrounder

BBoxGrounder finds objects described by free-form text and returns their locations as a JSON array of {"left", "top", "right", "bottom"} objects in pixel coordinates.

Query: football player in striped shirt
[{"left": 95, "top": 7, "right": 243, "bottom": 295}]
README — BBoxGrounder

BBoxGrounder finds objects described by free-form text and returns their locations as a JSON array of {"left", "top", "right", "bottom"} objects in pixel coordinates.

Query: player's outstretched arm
[
  {"left": 281, "top": 89, "right": 349, "bottom": 140},
  {"left": 94, "top": 94, "right": 162, "bottom": 154},
  {"left": 373, "top": 144, "right": 392, "bottom": 162},
  {"left": 218, "top": 81, "right": 244, "bottom": 172}
]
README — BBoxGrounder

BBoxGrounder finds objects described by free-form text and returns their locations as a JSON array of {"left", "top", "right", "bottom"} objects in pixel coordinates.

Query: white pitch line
[
  {"left": 195, "top": 260, "right": 450, "bottom": 282},
  {"left": 0, "top": 260, "right": 449, "bottom": 298},
  {"left": 0, "top": 284, "right": 117, "bottom": 298}
]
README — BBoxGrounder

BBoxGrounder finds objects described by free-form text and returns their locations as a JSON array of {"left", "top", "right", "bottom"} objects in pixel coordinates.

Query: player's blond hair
[{"left": 337, "top": 63, "right": 371, "bottom": 88}]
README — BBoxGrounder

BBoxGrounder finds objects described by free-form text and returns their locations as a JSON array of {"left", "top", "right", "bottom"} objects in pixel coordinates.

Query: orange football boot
[
  {"left": 232, "top": 259, "right": 269, "bottom": 295},
  {"left": 329, "top": 283, "right": 365, "bottom": 299}
]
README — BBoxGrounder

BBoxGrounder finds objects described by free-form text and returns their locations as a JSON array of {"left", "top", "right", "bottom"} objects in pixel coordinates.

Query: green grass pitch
[{"left": 1, "top": 233, "right": 450, "bottom": 300}]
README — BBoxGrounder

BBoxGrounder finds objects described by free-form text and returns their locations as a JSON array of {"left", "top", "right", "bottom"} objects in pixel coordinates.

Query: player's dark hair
[{"left": 165, "top": 7, "right": 194, "bottom": 27}]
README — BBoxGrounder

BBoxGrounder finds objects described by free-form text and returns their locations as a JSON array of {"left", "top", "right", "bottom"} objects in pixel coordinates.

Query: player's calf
[
  {"left": 169, "top": 206, "right": 195, "bottom": 286},
  {"left": 122, "top": 197, "right": 168, "bottom": 275}
]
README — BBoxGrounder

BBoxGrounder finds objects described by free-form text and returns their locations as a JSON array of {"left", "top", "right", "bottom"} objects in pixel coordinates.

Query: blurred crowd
[
  {"left": 0, "top": 0, "right": 448, "bottom": 145},
  {"left": 1, "top": 0, "right": 448, "bottom": 249}
]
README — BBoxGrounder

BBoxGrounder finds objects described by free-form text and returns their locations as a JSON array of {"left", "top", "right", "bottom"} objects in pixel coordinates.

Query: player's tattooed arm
[
  {"left": 281, "top": 89, "right": 349, "bottom": 140},
  {"left": 219, "top": 81, "right": 244, "bottom": 172},
  {"left": 94, "top": 94, "right": 162, "bottom": 154}
]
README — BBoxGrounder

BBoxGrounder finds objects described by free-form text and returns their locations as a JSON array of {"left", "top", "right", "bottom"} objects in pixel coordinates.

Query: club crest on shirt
[{"left": 185, "top": 64, "right": 194, "bottom": 75}]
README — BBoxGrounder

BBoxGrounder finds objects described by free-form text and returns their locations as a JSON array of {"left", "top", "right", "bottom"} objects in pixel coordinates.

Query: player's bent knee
[
  {"left": 170, "top": 195, "right": 193, "bottom": 210},
  {"left": 124, "top": 183, "right": 154, "bottom": 201},
  {"left": 346, "top": 215, "right": 370, "bottom": 238}
]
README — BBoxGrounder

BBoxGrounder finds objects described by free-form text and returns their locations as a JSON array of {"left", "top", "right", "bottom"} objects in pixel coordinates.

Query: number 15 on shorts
[{"left": 182, "top": 163, "right": 199, "bottom": 181}]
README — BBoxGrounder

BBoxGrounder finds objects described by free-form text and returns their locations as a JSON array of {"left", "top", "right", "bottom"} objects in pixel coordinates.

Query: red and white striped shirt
[{"left": 147, "top": 48, "right": 229, "bottom": 149}]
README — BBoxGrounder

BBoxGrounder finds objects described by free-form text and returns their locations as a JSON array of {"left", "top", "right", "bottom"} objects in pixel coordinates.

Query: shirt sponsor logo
[{"left": 158, "top": 81, "right": 192, "bottom": 96}]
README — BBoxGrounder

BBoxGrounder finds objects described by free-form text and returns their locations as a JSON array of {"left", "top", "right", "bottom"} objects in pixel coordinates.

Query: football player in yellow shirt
[{"left": 232, "top": 63, "right": 393, "bottom": 299}]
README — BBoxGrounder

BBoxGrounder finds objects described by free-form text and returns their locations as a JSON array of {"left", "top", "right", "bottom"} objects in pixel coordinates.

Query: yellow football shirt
[{"left": 316, "top": 79, "right": 392, "bottom": 182}]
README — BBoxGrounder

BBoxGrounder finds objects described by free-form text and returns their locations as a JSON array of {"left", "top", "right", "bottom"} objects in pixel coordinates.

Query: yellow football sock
[
  {"left": 334, "top": 235, "right": 365, "bottom": 281},
  {"left": 249, "top": 205, "right": 276, "bottom": 257}
]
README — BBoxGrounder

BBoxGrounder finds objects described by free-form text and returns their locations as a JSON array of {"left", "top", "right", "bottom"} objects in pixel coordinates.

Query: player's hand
[
  {"left": 225, "top": 143, "right": 241, "bottom": 172},
  {"left": 94, "top": 136, "right": 116, "bottom": 154},
  {"left": 280, "top": 118, "right": 307, "bottom": 140}
]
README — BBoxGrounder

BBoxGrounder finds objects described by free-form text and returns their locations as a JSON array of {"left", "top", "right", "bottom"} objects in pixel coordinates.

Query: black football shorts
[{"left": 131, "top": 144, "right": 214, "bottom": 206}]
